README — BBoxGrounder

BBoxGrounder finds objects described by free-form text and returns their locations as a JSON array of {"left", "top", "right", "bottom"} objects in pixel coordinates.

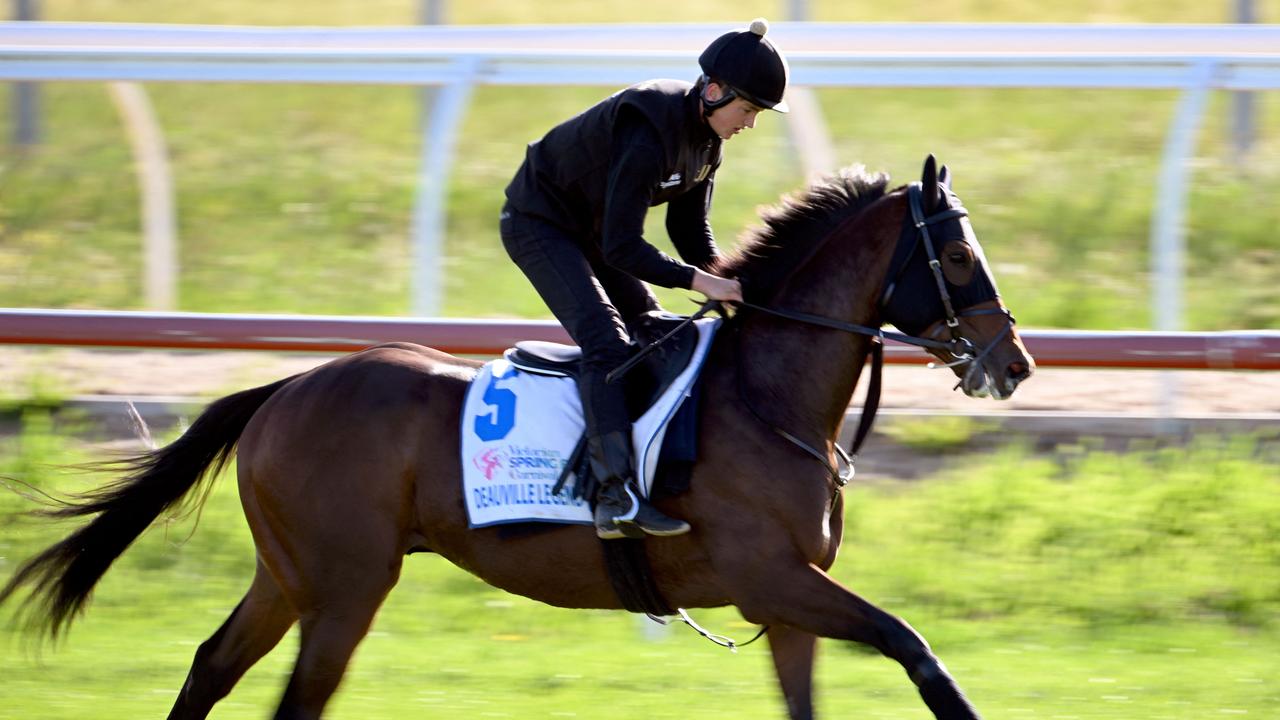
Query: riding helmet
[{"left": 698, "top": 18, "right": 790, "bottom": 113}]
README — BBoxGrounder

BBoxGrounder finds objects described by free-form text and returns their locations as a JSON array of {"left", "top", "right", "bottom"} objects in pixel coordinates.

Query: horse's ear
[
  {"left": 921, "top": 154, "right": 939, "bottom": 214},
  {"left": 939, "top": 164, "right": 952, "bottom": 189}
]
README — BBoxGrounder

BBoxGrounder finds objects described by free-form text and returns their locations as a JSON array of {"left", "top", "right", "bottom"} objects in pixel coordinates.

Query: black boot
[{"left": 588, "top": 431, "right": 691, "bottom": 540}]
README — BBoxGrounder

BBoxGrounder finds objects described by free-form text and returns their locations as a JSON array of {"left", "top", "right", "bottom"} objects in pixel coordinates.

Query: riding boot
[{"left": 588, "top": 431, "right": 691, "bottom": 540}]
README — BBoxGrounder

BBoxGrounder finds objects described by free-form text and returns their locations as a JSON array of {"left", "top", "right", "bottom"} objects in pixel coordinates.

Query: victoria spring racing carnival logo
[{"left": 472, "top": 448, "right": 506, "bottom": 481}]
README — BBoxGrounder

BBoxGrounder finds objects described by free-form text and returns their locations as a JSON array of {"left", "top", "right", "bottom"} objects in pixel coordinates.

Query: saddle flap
[{"left": 627, "top": 313, "right": 700, "bottom": 412}]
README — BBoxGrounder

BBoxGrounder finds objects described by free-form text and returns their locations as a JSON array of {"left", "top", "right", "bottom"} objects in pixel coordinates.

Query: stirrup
[
  {"left": 596, "top": 484, "right": 690, "bottom": 540},
  {"left": 596, "top": 517, "right": 648, "bottom": 540},
  {"left": 595, "top": 483, "right": 646, "bottom": 540}
]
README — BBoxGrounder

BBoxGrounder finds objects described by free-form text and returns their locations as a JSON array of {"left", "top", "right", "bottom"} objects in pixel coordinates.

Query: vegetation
[
  {"left": 1, "top": 2, "right": 1277, "bottom": 328},
  {"left": 1, "top": 416, "right": 1277, "bottom": 718},
  {"left": 877, "top": 415, "right": 991, "bottom": 453}
]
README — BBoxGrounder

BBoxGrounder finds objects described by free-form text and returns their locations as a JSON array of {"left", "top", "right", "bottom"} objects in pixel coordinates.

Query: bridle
[
  {"left": 887, "top": 182, "right": 1017, "bottom": 392},
  {"left": 733, "top": 181, "right": 1016, "bottom": 487}
]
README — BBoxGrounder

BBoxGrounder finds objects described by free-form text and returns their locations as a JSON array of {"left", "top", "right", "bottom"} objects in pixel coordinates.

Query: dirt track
[
  {"left": 2, "top": 345, "right": 1276, "bottom": 489},
  {"left": 3, "top": 345, "right": 1278, "bottom": 416}
]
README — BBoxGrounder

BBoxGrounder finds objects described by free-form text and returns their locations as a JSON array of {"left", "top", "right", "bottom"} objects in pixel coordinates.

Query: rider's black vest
[{"left": 504, "top": 79, "right": 722, "bottom": 243}]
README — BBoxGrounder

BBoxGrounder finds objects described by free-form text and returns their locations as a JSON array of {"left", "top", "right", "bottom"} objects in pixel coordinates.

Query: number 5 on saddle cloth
[{"left": 460, "top": 314, "right": 720, "bottom": 528}]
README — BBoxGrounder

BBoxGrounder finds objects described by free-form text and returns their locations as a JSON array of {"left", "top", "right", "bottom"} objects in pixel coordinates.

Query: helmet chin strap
[{"left": 699, "top": 74, "right": 736, "bottom": 118}]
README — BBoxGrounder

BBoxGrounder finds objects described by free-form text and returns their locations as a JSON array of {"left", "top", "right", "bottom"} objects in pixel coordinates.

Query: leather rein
[{"left": 732, "top": 182, "right": 1015, "bottom": 488}]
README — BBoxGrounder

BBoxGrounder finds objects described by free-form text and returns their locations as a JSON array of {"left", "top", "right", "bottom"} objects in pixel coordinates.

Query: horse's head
[{"left": 880, "top": 156, "right": 1034, "bottom": 399}]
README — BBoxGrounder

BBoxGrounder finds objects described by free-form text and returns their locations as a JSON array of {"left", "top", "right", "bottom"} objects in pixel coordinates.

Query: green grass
[
  {"left": 2, "top": 416, "right": 1277, "bottom": 718},
  {"left": 877, "top": 415, "right": 993, "bottom": 453},
  {"left": 843, "top": 435, "right": 1280, "bottom": 629},
  {"left": 1, "top": 2, "right": 1278, "bottom": 328}
]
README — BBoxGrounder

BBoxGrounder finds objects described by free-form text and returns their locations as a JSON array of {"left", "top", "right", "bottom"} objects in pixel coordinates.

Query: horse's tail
[{"left": 0, "top": 374, "right": 297, "bottom": 640}]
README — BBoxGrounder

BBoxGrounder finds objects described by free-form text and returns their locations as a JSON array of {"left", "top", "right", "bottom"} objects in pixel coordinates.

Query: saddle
[
  {"left": 505, "top": 311, "right": 701, "bottom": 420},
  {"left": 504, "top": 311, "right": 703, "bottom": 502}
]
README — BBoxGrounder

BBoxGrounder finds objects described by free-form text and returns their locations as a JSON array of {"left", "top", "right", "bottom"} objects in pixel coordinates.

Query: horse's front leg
[
  {"left": 767, "top": 625, "right": 817, "bottom": 720},
  {"left": 729, "top": 556, "right": 980, "bottom": 720}
]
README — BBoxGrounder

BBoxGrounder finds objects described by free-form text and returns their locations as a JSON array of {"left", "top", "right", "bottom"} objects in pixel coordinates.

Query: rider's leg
[
  {"left": 593, "top": 256, "right": 672, "bottom": 348},
  {"left": 578, "top": 368, "right": 689, "bottom": 539},
  {"left": 501, "top": 210, "right": 690, "bottom": 539},
  {"left": 582, "top": 256, "right": 689, "bottom": 538},
  {"left": 592, "top": 253, "right": 662, "bottom": 322}
]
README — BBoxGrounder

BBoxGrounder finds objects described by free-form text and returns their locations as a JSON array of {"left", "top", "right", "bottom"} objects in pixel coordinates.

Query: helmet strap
[{"left": 699, "top": 75, "right": 737, "bottom": 118}]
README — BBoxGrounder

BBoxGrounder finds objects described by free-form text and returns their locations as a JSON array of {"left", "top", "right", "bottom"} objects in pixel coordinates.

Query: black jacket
[{"left": 504, "top": 79, "right": 723, "bottom": 289}]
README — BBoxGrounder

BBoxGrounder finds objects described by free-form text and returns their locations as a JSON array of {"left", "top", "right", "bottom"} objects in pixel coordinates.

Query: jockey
[{"left": 500, "top": 19, "right": 789, "bottom": 540}]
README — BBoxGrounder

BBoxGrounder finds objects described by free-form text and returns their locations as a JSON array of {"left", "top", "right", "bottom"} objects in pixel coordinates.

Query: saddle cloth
[{"left": 461, "top": 318, "right": 720, "bottom": 528}]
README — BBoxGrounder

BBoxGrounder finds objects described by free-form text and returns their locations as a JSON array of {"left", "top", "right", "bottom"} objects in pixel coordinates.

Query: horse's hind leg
[
  {"left": 167, "top": 561, "right": 297, "bottom": 720},
  {"left": 273, "top": 560, "right": 401, "bottom": 720},
  {"left": 767, "top": 625, "right": 818, "bottom": 720},
  {"left": 731, "top": 560, "right": 981, "bottom": 720}
]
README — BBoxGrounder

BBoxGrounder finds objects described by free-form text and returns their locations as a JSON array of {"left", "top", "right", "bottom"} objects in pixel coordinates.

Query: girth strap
[{"left": 601, "top": 539, "right": 676, "bottom": 617}]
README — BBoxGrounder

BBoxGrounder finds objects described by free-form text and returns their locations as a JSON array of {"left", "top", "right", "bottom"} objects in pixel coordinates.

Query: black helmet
[{"left": 698, "top": 18, "right": 790, "bottom": 113}]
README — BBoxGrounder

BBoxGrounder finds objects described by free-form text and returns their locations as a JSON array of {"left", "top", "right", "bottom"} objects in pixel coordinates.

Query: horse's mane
[{"left": 716, "top": 166, "right": 892, "bottom": 301}]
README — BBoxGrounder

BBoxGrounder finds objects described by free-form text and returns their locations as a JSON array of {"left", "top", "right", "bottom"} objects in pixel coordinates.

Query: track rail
[{"left": 2, "top": 309, "right": 1278, "bottom": 370}]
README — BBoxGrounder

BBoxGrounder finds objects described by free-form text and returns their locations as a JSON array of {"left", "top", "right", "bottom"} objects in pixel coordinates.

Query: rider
[{"left": 500, "top": 19, "right": 789, "bottom": 540}]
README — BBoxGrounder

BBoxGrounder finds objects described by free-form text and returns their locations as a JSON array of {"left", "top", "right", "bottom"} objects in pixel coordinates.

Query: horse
[{"left": 1, "top": 156, "right": 1033, "bottom": 720}]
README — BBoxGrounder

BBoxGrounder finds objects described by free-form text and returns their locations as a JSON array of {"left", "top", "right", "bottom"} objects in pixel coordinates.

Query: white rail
[
  {"left": 3, "top": 24, "right": 1279, "bottom": 88},
  {"left": 3, "top": 21, "right": 1279, "bottom": 318}
]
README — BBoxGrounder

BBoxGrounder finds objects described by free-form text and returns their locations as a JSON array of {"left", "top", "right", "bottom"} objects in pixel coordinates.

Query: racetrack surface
[{"left": 3, "top": 345, "right": 1278, "bottom": 416}]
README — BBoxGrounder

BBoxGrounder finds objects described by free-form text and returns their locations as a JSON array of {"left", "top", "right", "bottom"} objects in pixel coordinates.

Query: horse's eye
[{"left": 948, "top": 252, "right": 969, "bottom": 264}]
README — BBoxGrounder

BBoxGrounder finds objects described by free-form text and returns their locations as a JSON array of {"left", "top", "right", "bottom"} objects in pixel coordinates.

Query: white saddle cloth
[{"left": 460, "top": 319, "right": 719, "bottom": 528}]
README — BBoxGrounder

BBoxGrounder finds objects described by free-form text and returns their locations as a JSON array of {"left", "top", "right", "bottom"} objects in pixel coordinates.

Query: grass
[
  {"left": 1, "top": 2, "right": 1278, "bottom": 328},
  {"left": 876, "top": 415, "right": 992, "bottom": 453},
  {"left": 1, "top": 414, "right": 1277, "bottom": 718}
]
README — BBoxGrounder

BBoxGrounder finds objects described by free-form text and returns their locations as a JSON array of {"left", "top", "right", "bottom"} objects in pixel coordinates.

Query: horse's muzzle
[{"left": 968, "top": 347, "right": 1034, "bottom": 400}]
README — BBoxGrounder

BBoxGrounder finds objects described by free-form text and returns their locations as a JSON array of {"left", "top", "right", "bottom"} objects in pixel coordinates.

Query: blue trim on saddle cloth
[{"left": 459, "top": 318, "right": 720, "bottom": 528}]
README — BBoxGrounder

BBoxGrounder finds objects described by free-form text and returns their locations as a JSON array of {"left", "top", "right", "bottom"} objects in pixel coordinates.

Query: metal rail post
[
  {"left": 411, "top": 59, "right": 476, "bottom": 317},
  {"left": 411, "top": 0, "right": 451, "bottom": 316},
  {"left": 107, "top": 82, "right": 178, "bottom": 310},
  {"left": 781, "top": 2, "right": 836, "bottom": 179},
  {"left": 1231, "top": 0, "right": 1257, "bottom": 163},
  {"left": 11, "top": 0, "right": 39, "bottom": 146},
  {"left": 1151, "top": 60, "right": 1214, "bottom": 421}
]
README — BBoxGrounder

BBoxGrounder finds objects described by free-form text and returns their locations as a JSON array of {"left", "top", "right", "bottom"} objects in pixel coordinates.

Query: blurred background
[
  {"left": 1, "top": 2, "right": 1278, "bottom": 719},
  {"left": 1, "top": 0, "right": 1277, "bottom": 326}
]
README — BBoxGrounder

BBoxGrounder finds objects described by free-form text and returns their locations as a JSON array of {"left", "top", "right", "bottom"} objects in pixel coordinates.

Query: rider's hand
[{"left": 691, "top": 269, "right": 743, "bottom": 303}]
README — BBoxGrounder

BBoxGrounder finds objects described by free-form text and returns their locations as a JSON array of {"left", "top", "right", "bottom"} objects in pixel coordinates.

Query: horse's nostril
[{"left": 1007, "top": 361, "right": 1031, "bottom": 382}]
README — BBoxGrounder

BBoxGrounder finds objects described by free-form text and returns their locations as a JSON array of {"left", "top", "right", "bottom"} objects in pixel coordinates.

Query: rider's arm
[
  {"left": 666, "top": 176, "right": 720, "bottom": 271},
  {"left": 665, "top": 162, "right": 741, "bottom": 302},
  {"left": 599, "top": 114, "right": 697, "bottom": 290}
]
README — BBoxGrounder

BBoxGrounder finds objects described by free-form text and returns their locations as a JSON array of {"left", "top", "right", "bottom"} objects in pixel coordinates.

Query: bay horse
[{"left": 1, "top": 156, "right": 1033, "bottom": 719}]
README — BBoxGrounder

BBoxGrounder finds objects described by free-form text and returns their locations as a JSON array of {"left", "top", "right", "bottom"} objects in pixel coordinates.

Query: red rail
[{"left": 2, "top": 308, "right": 1278, "bottom": 370}]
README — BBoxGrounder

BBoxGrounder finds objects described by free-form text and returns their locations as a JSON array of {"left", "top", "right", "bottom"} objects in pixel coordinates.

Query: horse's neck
[{"left": 738, "top": 198, "right": 900, "bottom": 444}]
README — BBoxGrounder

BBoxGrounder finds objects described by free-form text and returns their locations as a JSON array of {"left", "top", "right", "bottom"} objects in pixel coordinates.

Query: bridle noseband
[
  {"left": 890, "top": 182, "right": 1016, "bottom": 392},
  {"left": 733, "top": 182, "right": 1017, "bottom": 487}
]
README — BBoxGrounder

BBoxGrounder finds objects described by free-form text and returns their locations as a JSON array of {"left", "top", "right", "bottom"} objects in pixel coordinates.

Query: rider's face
[{"left": 704, "top": 84, "right": 764, "bottom": 141}]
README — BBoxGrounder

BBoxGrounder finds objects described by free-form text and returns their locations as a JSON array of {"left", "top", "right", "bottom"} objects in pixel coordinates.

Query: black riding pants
[{"left": 500, "top": 207, "right": 660, "bottom": 437}]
